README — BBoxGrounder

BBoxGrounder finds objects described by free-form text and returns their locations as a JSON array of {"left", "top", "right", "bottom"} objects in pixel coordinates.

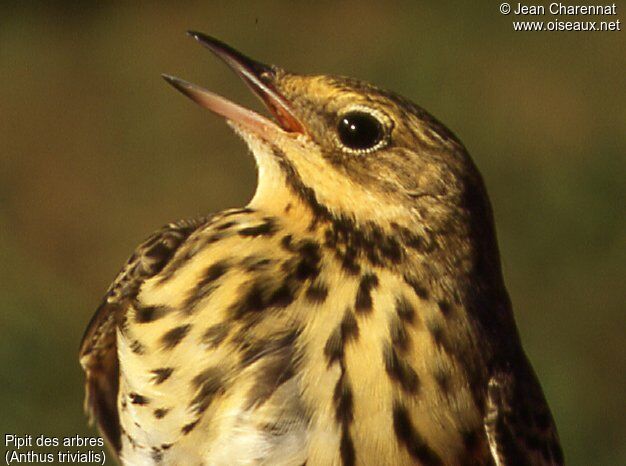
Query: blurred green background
[{"left": 1, "top": 1, "right": 624, "bottom": 465}]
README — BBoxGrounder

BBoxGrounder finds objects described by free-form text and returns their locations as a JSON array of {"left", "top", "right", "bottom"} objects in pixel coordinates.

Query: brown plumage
[{"left": 79, "top": 32, "right": 563, "bottom": 465}]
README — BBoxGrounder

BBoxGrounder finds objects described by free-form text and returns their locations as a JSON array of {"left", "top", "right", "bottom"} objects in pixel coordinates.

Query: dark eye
[{"left": 337, "top": 111, "right": 385, "bottom": 151}]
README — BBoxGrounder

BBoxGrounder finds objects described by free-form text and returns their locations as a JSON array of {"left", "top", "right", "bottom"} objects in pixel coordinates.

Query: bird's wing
[
  {"left": 78, "top": 217, "right": 209, "bottom": 456},
  {"left": 484, "top": 368, "right": 564, "bottom": 466}
]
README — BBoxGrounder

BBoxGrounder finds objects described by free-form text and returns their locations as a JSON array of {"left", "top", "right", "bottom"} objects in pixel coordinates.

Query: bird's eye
[{"left": 337, "top": 111, "right": 386, "bottom": 152}]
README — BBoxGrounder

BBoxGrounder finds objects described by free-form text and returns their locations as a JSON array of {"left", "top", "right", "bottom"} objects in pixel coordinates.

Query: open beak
[{"left": 163, "top": 32, "right": 305, "bottom": 137}]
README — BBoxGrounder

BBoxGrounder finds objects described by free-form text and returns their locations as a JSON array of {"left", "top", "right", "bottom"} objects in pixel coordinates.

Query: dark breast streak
[{"left": 118, "top": 211, "right": 328, "bottom": 462}]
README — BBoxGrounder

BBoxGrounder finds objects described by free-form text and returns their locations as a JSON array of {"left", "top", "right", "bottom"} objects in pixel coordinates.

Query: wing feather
[
  {"left": 78, "top": 217, "right": 209, "bottom": 455},
  {"left": 484, "top": 366, "right": 564, "bottom": 466}
]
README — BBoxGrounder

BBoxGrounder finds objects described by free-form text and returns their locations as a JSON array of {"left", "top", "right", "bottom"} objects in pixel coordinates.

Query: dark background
[{"left": 1, "top": 2, "right": 624, "bottom": 465}]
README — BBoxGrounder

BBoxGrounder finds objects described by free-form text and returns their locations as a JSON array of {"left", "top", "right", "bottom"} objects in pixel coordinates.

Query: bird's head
[{"left": 165, "top": 32, "right": 487, "bottom": 238}]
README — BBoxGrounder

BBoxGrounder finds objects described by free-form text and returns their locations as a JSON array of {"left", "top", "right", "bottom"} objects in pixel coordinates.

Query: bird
[{"left": 79, "top": 31, "right": 564, "bottom": 466}]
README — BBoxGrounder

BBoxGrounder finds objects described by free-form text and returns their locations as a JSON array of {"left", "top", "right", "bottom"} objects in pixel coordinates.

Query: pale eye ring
[{"left": 336, "top": 109, "right": 389, "bottom": 153}]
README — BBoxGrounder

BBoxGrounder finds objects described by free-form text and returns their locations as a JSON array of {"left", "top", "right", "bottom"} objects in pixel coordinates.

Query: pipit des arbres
[{"left": 79, "top": 32, "right": 564, "bottom": 466}]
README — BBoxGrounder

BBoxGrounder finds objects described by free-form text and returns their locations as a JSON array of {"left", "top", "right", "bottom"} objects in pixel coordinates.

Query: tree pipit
[{"left": 80, "top": 32, "right": 563, "bottom": 466}]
